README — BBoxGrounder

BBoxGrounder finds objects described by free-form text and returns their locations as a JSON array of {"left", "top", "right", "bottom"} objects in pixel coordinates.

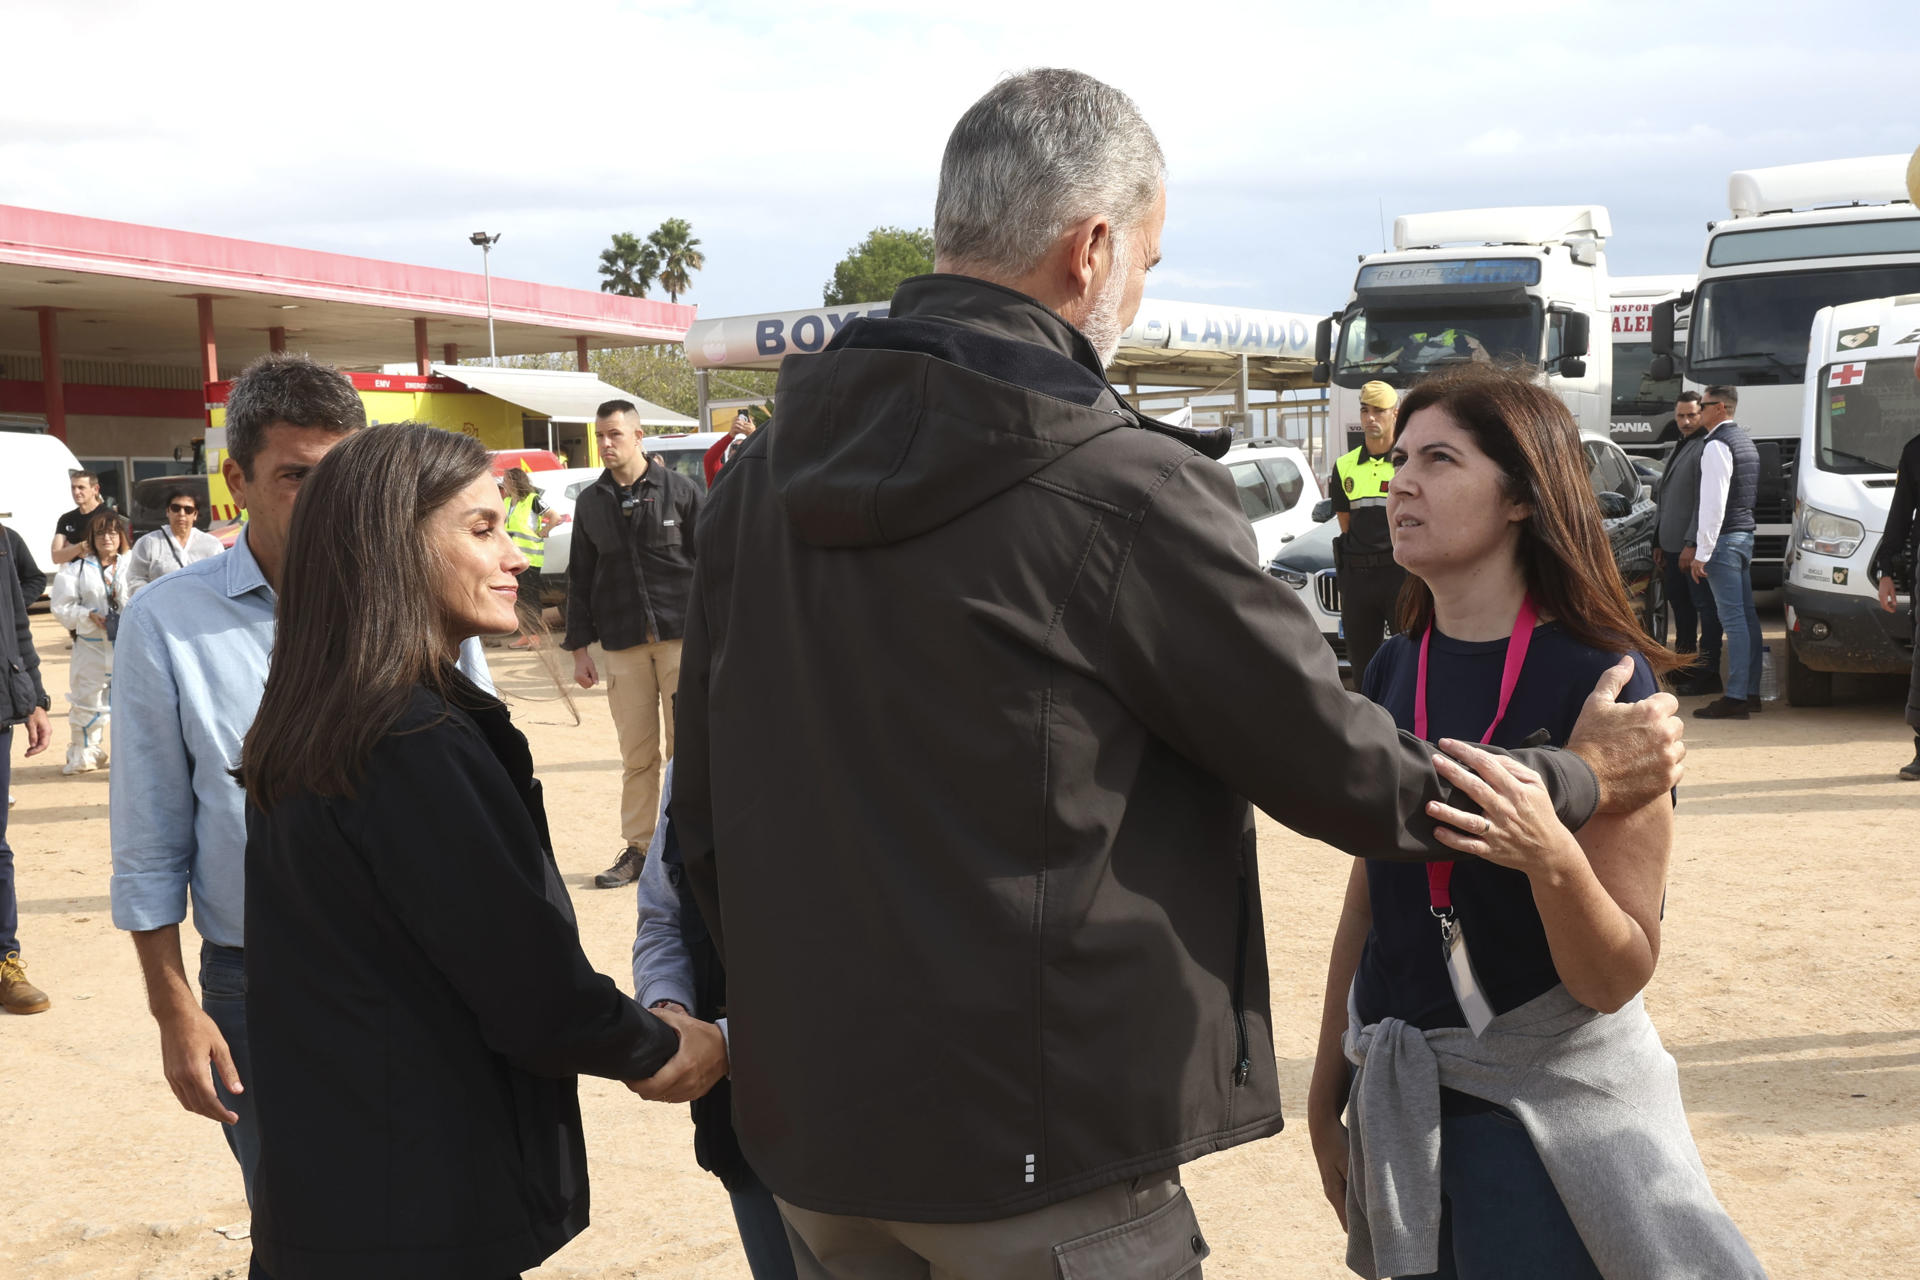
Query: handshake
[{"left": 626, "top": 1001, "right": 729, "bottom": 1103}]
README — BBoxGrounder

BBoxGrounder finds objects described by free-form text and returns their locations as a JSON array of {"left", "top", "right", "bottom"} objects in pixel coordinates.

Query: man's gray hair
[{"left": 935, "top": 69, "right": 1164, "bottom": 278}]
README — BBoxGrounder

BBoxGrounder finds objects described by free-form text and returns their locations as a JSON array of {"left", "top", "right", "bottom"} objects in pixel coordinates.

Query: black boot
[
  {"left": 1694, "top": 696, "right": 1749, "bottom": 720},
  {"left": 1901, "top": 738, "right": 1920, "bottom": 782}
]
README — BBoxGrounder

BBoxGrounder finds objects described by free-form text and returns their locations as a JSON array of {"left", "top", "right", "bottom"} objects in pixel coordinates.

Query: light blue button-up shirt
[{"left": 109, "top": 528, "right": 493, "bottom": 948}]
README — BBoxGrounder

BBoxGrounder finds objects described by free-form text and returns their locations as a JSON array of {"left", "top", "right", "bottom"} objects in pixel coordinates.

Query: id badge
[{"left": 1440, "top": 917, "right": 1495, "bottom": 1036}]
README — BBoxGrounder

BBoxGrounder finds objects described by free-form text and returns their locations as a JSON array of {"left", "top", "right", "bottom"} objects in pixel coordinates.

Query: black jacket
[
  {"left": 563, "top": 462, "right": 703, "bottom": 652},
  {"left": 0, "top": 527, "right": 48, "bottom": 725},
  {"left": 1870, "top": 432, "right": 1920, "bottom": 593},
  {"left": 244, "top": 679, "right": 678, "bottom": 1280},
  {"left": 672, "top": 274, "right": 1599, "bottom": 1223}
]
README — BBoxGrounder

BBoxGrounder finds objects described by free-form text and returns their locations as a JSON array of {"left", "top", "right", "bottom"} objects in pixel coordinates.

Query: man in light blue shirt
[{"left": 110, "top": 354, "right": 491, "bottom": 1206}]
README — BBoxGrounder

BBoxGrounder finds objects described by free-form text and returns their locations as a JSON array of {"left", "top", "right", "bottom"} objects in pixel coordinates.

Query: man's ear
[{"left": 221, "top": 456, "right": 250, "bottom": 513}]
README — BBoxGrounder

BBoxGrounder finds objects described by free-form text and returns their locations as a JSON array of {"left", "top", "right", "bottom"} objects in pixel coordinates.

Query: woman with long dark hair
[
  {"left": 1305, "top": 365, "right": 1762, "bottom": 1279},
  {"left": 239, "top": 423, "right": 714, "bottom": 1280}
]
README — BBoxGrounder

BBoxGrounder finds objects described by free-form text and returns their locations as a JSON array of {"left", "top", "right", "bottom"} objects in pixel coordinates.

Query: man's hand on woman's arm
[{"left": 1564, "top": 658, "right": 1685, "bottom": 813}]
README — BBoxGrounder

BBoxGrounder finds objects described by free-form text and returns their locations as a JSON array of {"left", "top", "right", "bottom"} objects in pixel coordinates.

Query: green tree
[
  {"left": 598, "top": 231, "right": 659, "bottom": 297},
  {"left": 647, "top": 218, "right": 706, "bottom": 303},
  {"left": 823, "top": 226, "right": 935, "bottom": 305}
]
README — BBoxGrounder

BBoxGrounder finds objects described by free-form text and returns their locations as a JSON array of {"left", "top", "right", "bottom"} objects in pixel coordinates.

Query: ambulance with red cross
[{"left": 1780, "top": 294, "right": 1920, "bottom": 704}]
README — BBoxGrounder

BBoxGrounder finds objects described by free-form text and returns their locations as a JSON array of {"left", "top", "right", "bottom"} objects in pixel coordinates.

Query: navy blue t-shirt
[{"left": 1354, "top": 622, "right": 1657, "bottom": 1032}]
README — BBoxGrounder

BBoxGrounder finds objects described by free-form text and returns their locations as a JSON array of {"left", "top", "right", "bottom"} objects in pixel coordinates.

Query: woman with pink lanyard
[{"left": 1306, "top": 365, "right": 1765, "bottom": 1280}]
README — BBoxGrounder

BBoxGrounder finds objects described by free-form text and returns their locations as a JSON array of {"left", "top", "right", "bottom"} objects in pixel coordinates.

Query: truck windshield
[
  {"left": 1333, "top": 303, "right": 1540, "bottom": 388},
  {"left": 1691, "top": 265, "right": 1920, "bottom": 384},
  {"left": 1815, "top": 358, "right": 1920, "bottom": 475},
  {"left": 1612, "top": 340, "right": 1685, "bottom": 415}
]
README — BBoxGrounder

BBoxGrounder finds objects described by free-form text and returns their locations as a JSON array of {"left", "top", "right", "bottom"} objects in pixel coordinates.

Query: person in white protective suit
[{"left": 50, "top": 510, "right": 130, "bottom": 774}]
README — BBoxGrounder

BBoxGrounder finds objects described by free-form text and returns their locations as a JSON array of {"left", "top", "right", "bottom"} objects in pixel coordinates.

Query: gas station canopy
[
  {"left": 684, "top": 295, "right": 1324, "bottom": 391},
  {"left": 0, "top": 204, "right": 693, "bottom": 377}
]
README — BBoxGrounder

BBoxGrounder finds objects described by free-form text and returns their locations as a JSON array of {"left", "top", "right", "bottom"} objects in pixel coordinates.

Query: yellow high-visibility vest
[{"left": 506, "top": 493, "right": 544, "bottom": 569}]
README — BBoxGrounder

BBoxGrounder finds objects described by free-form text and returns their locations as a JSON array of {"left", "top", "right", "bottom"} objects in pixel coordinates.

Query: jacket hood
[{"left": 765, "top": 275, "right": 1230, "bottom": 548}]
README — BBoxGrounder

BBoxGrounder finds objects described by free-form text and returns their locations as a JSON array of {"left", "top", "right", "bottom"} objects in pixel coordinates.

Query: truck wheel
[{"left": 1784, "top": 635, "right": 1833, "bottom": 707}]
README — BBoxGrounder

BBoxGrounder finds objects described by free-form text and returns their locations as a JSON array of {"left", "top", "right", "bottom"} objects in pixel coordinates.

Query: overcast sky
[{"left": 5, "top": 0, "right": 1916, "bottom": 326}]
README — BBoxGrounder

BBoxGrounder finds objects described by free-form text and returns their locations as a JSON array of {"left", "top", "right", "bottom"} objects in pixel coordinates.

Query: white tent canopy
[{"left": 431, "top": 363, "right": 695, "bottom": 428}]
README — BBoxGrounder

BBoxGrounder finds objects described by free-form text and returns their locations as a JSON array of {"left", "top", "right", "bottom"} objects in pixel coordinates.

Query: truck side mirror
[
  {"left": 1560, "top": 357, "right": 1587, "bottom": 379},
  {"left": 1312, "top": 361, "right": 1331, "bottom": 383},
  {"left": 1649, "top": 354, "right": 1674, "bottom": 381},
  {"left": 1314, "top": 316, "right": 1334, "bottom": 364},
  {"left": 1311, "top": 498, "right": 1334, "bottom": 524},
  {"left": 1561, "top": 311, "right": 1591, "bottom": 359},
  {"left": 1650, "top": 301, "right": 1675, "bottom": 355}
]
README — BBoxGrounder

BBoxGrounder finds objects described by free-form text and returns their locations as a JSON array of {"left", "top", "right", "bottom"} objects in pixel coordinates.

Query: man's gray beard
[{"left": 1079, "top": 230, "right": 1131, "bottom": 366}]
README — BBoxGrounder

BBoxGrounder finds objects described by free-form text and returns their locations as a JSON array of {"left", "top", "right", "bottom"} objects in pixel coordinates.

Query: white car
[
  {"left": 537, "top": 434, "right": 729, "bottom": 601},
  {"left": 1221, "top": 440, "right": 1323, "bottom": 564}
]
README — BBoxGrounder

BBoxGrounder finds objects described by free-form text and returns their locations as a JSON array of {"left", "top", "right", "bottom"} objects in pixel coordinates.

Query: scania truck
[
  {"left": 1650, "top": 155, "right": 1920, "bottom": 588},
  {"left": 1609, "top": 274, "right": 1693, "bottom": 459},
  {"left": 1779, "top": 295, "right": 1918, "bottom": 705},
  {"left": 1313, "top": 205, "right": 1611, "bottom": 450}
]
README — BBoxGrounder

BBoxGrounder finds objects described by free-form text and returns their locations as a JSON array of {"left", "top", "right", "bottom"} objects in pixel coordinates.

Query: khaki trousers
[
  {"left": 776, "top": 1169, "right": 1206, "bottom": 1280},
  {"left": 599, "top": 638, "right": 680, "bottom": 849}
]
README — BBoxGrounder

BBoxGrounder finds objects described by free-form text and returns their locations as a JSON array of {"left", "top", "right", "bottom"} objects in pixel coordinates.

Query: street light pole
[{"left": 469, "top": 231, "right": 502, "bottom": 365}]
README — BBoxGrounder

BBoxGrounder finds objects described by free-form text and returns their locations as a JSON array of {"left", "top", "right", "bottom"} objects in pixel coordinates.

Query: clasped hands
[{"left": 625, "top": 1002, "right": 729, "bottom": 1103}]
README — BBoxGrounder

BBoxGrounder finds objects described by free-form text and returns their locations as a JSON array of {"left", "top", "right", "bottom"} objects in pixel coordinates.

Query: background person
[
  {"left": 704, "top": 408, "right": 759, "bottom": 486},
  {"left": 673, "top": 68, "right": 1686, "bottom": 1280},
  {"left": 499, "top": 466, "right": 558, "bottom": 649},
  {"left": 564, "top": 399, "right": 704, "bottom": 890},
  {"left": 633, "top": 757, "right": 796, "bottom": 1280},
  {"left": 1652, "top": 390, "right": 1722, "bottom": 691},
  {"left": 126, "top": 486, "right": 224, "bottom": 595},
  {"left": 0, "top": 523, "right": 54, "bottom": 1014},
  {"left": 1685, "top": 386, "right": 1762, "bottom": 719},
  {"left": 50, "top": 509, "right": 130, "bottom": 774},
  {"left": 1870, "top": 410, "right": 1920, "bottom": 780},
  {"left": 237, "top": 422, "right": 704, "bottom": 1280},
  {"left": 110, "top": 353, "right": 494, "bottom": 1210},
  {"left": 1332, "top": 379, "right": 1406, "bottom": 681},
  {"left": 50, "top": 469, "right": 105, "bottom": 567}
]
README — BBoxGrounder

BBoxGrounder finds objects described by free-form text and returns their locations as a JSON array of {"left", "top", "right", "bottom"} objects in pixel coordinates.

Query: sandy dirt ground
[{"left": 3, "top": 608, "right": 1916, "bottom": 1280}]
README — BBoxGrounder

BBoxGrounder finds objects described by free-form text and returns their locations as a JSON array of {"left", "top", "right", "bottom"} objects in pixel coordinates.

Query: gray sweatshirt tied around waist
[{"left": 1341, "top": 984, "right": 1765, "bottom": 1280}]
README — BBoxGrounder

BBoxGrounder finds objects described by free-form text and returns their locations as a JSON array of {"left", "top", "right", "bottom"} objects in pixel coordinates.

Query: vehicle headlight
[
  {"left": 1796, "top": 507, "right": 1865, "bottom": 558},
  {"left": 1268, "top": 564, "right": 1310, "bottom": 589}
]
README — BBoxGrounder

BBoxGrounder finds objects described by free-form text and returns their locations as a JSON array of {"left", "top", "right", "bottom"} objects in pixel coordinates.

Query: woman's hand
[
  {"left": 88, "top": 611, "right": 108, "bottom": 630},
  {"left": 1307, "top": 1101, "right": 1351, "bottom": 1230},
  {"left": 1426, "top": 739, "right": 1584, "bottom": 880}
]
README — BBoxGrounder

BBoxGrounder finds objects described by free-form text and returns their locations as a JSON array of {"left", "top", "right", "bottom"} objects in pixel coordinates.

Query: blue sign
[{"left": 1356, "top": 258, "right": 1542, "bottom": 290}]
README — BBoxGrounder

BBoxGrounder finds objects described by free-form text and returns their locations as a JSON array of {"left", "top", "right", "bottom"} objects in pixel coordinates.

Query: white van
[
  {"left": 0, "top": 429, "right": 87, "bottom": 594},
  {"left": 1781, "top": 294, "right": 1919, "bottom": 704}
]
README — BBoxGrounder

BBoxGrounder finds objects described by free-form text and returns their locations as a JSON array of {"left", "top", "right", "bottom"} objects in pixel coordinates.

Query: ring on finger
[{"left": 1479, "top": 815, "right": 1491, "bottom": 835}]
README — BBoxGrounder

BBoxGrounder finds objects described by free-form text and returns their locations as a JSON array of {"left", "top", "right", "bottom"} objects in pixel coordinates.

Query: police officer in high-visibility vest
[
  {"left": 501, "top": 466, "right": 558, "bottom": 649},
  {"left": 1331, "top": 380, "right": 1405, "bottom": 681}
]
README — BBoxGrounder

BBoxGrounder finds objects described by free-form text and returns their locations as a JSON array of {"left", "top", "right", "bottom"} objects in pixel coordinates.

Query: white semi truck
[
  {"left": 1608, "top": 274, "right": 1693, "bottom": 459},
  {"left": 1779, "top": 295, "right": 1919, "bottom": 704},
  {"left": 1650, "top": 156, "right": 1920, "bottom": 588},
  {"left": 1313, "top": 205, "right": 1612, "bottom": 451}
]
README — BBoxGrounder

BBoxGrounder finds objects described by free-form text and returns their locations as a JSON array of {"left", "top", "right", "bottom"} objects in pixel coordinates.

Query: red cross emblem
[{"left": 1829, "top": 363, "right": 1866, "bottom": 386}]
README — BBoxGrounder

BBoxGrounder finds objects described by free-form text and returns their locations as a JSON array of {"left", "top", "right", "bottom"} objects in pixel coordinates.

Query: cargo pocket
[{"left": 1053, "top": 1185, "right": 1209, "bottom": 1279}]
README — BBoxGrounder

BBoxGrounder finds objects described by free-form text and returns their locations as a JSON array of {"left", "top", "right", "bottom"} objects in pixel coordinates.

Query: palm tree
[
  {"left": 598, "top": 232, "right": 659, "bottom": 297},
  {"left": 648, "top": 218, "right": 705, "bottom": 303}
]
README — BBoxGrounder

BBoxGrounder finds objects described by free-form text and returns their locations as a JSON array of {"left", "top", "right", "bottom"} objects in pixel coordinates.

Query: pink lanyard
[{"left": 1414, "top": 594, "right": 1536, "bottom": 912}]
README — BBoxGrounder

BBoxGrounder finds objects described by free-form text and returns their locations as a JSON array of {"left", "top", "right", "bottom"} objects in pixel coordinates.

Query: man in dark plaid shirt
[{"left": 564, "top": 400, "right": 705, "bottom": 887}]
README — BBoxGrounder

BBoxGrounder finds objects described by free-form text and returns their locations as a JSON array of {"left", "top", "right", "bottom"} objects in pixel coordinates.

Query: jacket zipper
[{"left": 1231, "top": 870, "right": 1251, "bottom": 1087}]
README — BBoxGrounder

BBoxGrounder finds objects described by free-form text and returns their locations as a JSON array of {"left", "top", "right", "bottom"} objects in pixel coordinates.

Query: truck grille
[
  {"left": 1316, "top": 571, "right": 1342, "bottom": 615},
  {"left": 1755, "top": 438, "right": 1798, "bottom": 527},
  {"left": 1754, "top": 535, "right": 1788, "bottom": 562}
]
